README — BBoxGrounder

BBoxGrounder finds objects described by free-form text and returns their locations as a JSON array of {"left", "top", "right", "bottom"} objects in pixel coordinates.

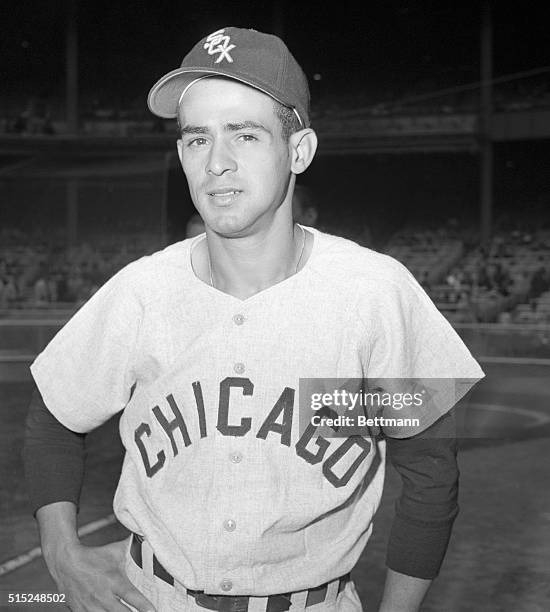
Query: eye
[
  {"left": 237, "top": 134, "right": 258, "bottom": 142},
  {"left": 186, "top": 137, "right": 208, "bottom": 147}
]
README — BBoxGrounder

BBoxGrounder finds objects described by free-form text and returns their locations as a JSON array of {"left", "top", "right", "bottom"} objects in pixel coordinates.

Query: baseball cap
[{"left": 147, "top": 27, "right": 310, "bottom": 127}]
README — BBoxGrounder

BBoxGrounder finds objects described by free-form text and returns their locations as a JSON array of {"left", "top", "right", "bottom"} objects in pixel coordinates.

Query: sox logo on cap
[{"left": 203, "top": 29, "right": 236, "bottom": 63}]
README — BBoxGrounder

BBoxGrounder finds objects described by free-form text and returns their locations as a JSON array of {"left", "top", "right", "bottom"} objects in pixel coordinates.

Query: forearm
[
  {"left": 36, "top": 501, "right": 80, "bottom": 570},
  {"left": 379, "top": 568, "right": 431, "bottom": 612},
  {"left": 35, "top": 502, "right": 157, "bottom": 612}
]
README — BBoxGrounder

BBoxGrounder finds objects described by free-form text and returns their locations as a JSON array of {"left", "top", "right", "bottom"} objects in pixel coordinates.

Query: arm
[
  {"left": 379, "top": 570, "right": 431, "bottom": 612},
  {"left": 23, "top": 386, "right": 156, "bottom": 612},
  {"left": 379, "top": 410, "right": 459, "bottom": 612},
  {"left": 23, "top": 387, "right": 86, "bottom": 515}
]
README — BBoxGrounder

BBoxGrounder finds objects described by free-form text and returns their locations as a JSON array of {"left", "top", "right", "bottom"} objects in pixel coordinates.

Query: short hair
[{"left": 274, "top": 100, "right": 303, "bottom": 142}]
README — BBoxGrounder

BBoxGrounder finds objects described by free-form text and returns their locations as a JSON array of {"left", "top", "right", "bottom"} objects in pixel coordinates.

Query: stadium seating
[
  {"left": 384, "top": 229, "right": 464, "bottom": 286},
  {"left": 0, "top": 229, "right": 159, "bottom": 311},
  {"left": 1, "top": 225, "right": 549, "bottom": 328}
]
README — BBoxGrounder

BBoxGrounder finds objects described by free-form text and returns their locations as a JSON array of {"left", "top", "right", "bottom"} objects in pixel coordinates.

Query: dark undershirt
[{"left": 23, "top": 385, "right": 459, "bottom": 580}]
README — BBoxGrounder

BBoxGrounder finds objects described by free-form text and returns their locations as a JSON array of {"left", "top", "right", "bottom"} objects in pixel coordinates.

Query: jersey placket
[{"left": 202, "top": 303, "right": 256, "bottom": 594}]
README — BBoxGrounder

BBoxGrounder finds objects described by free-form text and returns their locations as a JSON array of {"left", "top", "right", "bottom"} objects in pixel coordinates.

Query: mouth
[
  {"left": 207, "top": 188, "right": 243, "bottom": 205},
  {"left": 207, "top": 188, "right": 242, "bottom": 196}
]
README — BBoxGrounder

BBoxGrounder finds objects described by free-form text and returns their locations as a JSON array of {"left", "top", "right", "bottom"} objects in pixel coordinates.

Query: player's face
[{"left": 176, "top": 78, "right": 293, "bottom": 237}]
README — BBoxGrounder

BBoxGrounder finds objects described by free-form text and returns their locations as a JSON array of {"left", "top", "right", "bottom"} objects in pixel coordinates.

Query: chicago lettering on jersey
[{"left": 134, "top": 377, "right": 374, "bottom": 487}]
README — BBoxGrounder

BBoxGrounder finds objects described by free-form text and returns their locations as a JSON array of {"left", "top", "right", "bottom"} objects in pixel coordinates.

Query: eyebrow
[{"left": 180, "top": 120, "right": 271, "bottom": 136}]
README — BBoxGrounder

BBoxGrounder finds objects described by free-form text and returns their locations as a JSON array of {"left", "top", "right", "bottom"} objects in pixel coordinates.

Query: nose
[{"left": 206, "top": 139, "right": 237, "bottom": 176}]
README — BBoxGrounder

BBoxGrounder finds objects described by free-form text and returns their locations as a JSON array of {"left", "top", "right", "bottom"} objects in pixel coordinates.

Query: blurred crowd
[
  {"left": 385, "top": 226, "right": 464, "bottom": 288},
  {"left": 1, "top": 219, "right": 550, "bottom": 325},
  {"left": 427, "top": 229, "right": 550, "bottom": 323},
  {"left": 0, "top": 228, "right": 156, "bottom": 310}
]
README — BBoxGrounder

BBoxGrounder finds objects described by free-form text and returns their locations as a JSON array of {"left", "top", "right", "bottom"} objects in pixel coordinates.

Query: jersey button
[
  {"left": 223, "top": 519, "right": 237, "bottom": 532},
  {"left": 233, "top": 314, "right": 245, "bottom": 325},
  {"left": 233, "top": 362, "right": 245, "bottom": 374},
  {"left": 220, "top": 579, "right": 233, "bottom": 592},
  {"left": 229, "top": 452, "right": 243, "bottom": 464}
]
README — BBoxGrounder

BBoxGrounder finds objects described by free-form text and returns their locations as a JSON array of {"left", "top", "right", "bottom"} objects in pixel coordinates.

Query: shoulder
[
  {"left": 309, "top": 227, "right": 419, "bottom": 296},
  {"left": 106, "top": 239, "right": 195, "bottom": 303},
  {"left": 120, "top": 239, "right": 192, "bottom": 277}
]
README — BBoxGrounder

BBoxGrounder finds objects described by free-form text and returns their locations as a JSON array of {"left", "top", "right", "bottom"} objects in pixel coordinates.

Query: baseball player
[{"left": 24, "top": 27, "right": 484, "bottom": 612}]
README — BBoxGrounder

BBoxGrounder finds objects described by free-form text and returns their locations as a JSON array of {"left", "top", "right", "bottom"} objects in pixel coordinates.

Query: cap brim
[
  {"left": 147, "top": 67, "right": 304, "bottom": 126},
  {"left": 147, "top": 68, "right": 205, "bottom": 118}
]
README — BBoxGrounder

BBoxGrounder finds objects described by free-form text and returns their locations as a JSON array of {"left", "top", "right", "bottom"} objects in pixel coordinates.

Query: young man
[{"left": 24, "top": 27, "right": 484, "bottom": 612}]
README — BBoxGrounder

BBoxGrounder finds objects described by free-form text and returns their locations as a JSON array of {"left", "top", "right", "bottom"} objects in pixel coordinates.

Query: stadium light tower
[
  {"left": 65, "top": 0, "right": 79, "bottom": 246},
  {"left": 479, "top": 0, "right": 493, "bottom": 244}
]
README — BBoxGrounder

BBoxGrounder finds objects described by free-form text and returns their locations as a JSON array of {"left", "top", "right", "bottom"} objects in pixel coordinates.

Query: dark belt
[{"left": 130, "top": 533, "right": 350, "bottom": 612}]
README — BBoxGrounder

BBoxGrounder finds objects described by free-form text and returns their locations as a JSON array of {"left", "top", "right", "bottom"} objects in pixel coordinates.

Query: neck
[{"left": 205, "top": 222, "right": 305, "bottom": 300}]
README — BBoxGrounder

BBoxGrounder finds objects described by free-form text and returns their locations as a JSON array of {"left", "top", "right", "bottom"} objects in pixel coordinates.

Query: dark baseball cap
[{"left": 147, "top": 27, "right": 310, "bottom": 127}]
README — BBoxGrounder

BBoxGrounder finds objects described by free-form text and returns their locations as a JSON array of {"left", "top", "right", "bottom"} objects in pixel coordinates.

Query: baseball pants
[{"left": 122, "top": 536, "right": 364, "bottom": 612}]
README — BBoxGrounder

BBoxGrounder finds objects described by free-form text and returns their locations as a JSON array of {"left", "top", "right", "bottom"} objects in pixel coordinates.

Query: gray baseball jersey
[{"left": 31, "top": 226, "right": 484, "bottom": 596}]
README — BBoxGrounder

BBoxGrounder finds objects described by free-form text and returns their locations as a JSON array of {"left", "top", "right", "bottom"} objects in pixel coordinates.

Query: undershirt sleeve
[
  {"left": 23, "top": 384, "right": 86, "bottom": 516},
  {"left": 385, "top": 409, "right": 459, "bottom": 579}
]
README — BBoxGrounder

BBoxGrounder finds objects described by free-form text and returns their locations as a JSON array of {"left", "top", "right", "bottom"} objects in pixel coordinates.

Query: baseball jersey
[{"left": 31, "top": 226, "right": 484, "bottom": 596}]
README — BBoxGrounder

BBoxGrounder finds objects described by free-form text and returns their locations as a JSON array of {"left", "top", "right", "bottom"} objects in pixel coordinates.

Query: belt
[{"left": 130, "top": 533, "right": 350, "bottom": 612}]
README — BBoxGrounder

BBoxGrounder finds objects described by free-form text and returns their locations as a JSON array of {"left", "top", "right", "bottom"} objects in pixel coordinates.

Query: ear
[{"left": 289, "top": 129, "right": 318, "bottom": 175}]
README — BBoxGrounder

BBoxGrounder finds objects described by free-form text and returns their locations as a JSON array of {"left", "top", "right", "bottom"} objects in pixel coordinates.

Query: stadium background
[{"left": 1, "top": 2, "right": 550, "bottom": 611}]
